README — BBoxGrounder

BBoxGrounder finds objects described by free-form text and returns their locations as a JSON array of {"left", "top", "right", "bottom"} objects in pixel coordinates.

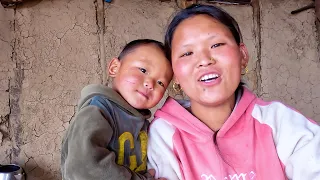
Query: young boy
[{"left": 61, "top": 39, "right": 173, "bottom": 180}]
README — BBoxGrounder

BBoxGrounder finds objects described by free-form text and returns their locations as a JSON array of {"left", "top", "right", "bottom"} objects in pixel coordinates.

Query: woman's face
[{"left": 171, "top": 14, "right": 248, "bottom": 107}]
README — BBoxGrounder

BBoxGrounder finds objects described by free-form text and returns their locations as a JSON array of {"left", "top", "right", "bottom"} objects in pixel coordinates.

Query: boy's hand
[{"left": 145, "top": 169, "right": 167, "bottom": 180}]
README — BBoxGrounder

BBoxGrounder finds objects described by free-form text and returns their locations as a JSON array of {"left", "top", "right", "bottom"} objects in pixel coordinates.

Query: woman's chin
[{"left": 193, "top": 96, "right": 225, "bottom": 106}]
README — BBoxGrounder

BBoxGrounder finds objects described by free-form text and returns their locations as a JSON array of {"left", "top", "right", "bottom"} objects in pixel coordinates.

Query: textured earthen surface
[
  {"left": 260, "top": 0, "right": 320, "bottom": 121},
  {"left": 0, "top": 4, "right": 14, "bottom": 165}
]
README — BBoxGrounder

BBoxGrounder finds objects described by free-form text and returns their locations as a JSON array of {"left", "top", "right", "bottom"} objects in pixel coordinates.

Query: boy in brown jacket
[{"left": 61, "top": 39, "right": 173, "bottom": 180}]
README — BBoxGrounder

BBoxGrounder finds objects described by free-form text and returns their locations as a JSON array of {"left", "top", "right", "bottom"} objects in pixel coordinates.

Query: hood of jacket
[{"left": 79, "top": 84, "right": 151, "bottom": 119}]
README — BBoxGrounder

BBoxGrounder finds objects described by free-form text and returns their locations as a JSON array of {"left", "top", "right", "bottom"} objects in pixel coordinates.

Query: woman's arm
[
  {"left": 252, "top": 101, "right": 320, "bottom": 179},
  {"left": 147, "top": 119, "right": 183, "bottom": 180}
]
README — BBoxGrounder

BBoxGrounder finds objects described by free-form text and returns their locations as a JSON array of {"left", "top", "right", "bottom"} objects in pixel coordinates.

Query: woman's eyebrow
[
  {"left": 180, "top": 34, "right": 218, "bottom": 47},
  {"left": 207, "top": 34, "right": 217, "bottom": 40}
]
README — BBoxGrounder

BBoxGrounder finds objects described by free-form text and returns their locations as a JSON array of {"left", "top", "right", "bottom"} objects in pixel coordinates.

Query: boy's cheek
[
  {"left": 154, "top": 90, "right": 166, "bottom": 101},
  {"left": 122, "top": 75, "right": 142, "bottom": 85}
]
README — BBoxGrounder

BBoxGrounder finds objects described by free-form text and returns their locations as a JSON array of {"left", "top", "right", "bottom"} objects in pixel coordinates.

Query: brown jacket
[{"left": 61, "top": 84, "right": 153, "bottom": 180}]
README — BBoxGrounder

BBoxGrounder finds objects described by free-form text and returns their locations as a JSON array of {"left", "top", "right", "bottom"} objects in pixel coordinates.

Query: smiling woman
[
  {"left": 147, "top": 4, "right": 320, "bottom": 180},
  {"left": 169, "top": 14, "right": 247, "bottom": 121}
]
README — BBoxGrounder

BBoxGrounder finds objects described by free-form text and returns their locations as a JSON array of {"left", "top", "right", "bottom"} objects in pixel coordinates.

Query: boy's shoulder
[
  {"left": 80, "top": 84, "right": 113, "bottom": 99},
  {"left": 77, "top": 84, "right": 114, "bottom": 109},
  {"left": 79, "top": 84, "right": 151, "bottom": 119}
]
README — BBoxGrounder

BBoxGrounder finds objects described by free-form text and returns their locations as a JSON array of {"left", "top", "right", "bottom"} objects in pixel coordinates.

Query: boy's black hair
[
  {"left": 164, "top": 4, "right": 242, "bottom": 60},
  {"left": 118, "top": 39, "right": 169, "bottom": 62}
]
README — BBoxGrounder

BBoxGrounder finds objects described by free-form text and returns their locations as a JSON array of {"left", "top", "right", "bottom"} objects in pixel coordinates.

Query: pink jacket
[{"left": 147, "top": 88, "right": 320, "bottom": 180}]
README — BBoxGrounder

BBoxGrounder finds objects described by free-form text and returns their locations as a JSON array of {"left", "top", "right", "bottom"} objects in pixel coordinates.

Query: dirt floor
[{"left": 0, "top": 0, "right": 319, "bottom": 179}]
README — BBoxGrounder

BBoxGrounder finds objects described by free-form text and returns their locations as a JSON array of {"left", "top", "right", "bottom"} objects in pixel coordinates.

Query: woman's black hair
[{"left": 164, "top": 4, "right": 243, "bottom": 60}]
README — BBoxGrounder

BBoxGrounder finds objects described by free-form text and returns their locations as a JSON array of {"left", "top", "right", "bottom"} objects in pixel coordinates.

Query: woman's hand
[{"left": 145, "top": 169, "right": 167, "bottom": 180}]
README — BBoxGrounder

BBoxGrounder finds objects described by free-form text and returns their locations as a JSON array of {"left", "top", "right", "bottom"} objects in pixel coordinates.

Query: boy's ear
[{"left": 108, "top": 58, "right": 121, "bottom": 78}]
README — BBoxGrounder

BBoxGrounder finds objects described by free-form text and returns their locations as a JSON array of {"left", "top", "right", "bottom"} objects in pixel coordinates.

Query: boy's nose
[{"left": 144, "top": 80, "right": 154, "bottom": 90}]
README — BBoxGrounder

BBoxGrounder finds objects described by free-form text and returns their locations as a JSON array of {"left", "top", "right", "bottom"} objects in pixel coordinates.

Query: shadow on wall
[
  {"left": 23, "top": 160, "right": 57, "bottom": 180},
  {"left": 0, "top": 0, "right": 43, "bottom": 8},
  {"left": 0, "top": 161, "right": 54, "bottom": 180}
]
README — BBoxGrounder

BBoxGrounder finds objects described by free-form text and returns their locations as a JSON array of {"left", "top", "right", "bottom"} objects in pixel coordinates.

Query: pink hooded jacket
[{"left": 147, "top": 88, "right": 320, "bottom": 180}]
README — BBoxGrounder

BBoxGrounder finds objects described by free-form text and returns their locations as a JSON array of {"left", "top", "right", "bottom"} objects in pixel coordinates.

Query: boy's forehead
[
  {"left": 124, "top": 44, "right": 166, "bottom": 61},
  {"left": 123, "top": 44, "right": 172, "bottom": 76},
  {"left": 132, "top": 44, "right": 162, "bottom": 54}
]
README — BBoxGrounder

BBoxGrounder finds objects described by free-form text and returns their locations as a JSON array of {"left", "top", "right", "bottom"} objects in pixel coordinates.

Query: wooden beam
[
  {"left": 316, "top": 0, "right": 319, "bottom": 21},
  {"left": 176, "top": 0, "right": 197, "bottom": 9}
]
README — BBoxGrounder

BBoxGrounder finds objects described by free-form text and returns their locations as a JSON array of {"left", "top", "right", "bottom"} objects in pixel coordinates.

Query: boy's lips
[{"left": 137, "top": 90, "right": 149, "bottom": 100}]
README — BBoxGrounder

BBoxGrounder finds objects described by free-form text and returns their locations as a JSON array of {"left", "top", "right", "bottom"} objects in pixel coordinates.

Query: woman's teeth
[{"left": 200, "top": 74, "right": 219, "bottom": 81}]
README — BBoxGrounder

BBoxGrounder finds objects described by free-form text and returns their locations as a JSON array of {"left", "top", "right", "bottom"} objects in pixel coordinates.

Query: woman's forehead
[{"left": 172, "top": 15, "right": 232, "bottom": 44}]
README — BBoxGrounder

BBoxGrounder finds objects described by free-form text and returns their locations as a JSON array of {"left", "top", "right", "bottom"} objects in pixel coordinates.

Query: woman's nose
[{"left": 197, "top": 51, "right": 215, "bottom": 67}]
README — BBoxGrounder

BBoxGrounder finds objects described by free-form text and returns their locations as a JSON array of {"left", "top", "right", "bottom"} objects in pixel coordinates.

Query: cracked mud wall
[
  {"left": 260, "top": 0, "right": 320, "bottom": 121},
  {"left": 0, "top": 4, "right": 14, "bottom": 165},
  {"left": 0, "top": 0, "right": 319, "bottom": 179},
  {"left": 5, "top": 0, "right": 102, "bottom": 179}
]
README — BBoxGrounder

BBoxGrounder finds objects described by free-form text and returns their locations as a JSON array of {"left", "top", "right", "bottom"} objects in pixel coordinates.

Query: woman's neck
[{"left": 190, "top": 94, "right": 236, "bottom": 132}]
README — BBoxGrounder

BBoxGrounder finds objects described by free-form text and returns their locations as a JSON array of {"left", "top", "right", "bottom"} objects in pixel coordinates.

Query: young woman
[{"left": 147, "top": 4, "right": 320, "bottom": 180}]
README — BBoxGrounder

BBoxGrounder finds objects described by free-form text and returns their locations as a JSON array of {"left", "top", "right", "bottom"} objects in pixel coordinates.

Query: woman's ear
[
  {"left": 239, "top": 43, "right": 249, "bottom": 68},
  {"left": 173, "top": 75, "right": 180, "bottom": 85},
  {"left": 108, "top": 58, "right": 121, "bottom": 78}
]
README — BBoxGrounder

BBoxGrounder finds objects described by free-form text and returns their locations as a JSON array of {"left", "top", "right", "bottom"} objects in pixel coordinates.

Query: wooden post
[
  {"left": 176, "top": 0, "right": 197, "bottom": 9},
  {"left": 316, "top": 0, "right": 319, "bottom": 21},
  {"left": 0, "top": 0, "right": 23, "bottom": 8}
]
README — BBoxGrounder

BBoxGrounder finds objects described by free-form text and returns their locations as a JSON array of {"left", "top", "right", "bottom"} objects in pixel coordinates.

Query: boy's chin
[
  {"left": 131, "top": 103, "right": 155, "bottom": 110},
  {"left": 132, "top": 105, "right": 150, "bottom": 110},
  {"left": 129, "top": 102, "right": 146, "bottom": 110}
]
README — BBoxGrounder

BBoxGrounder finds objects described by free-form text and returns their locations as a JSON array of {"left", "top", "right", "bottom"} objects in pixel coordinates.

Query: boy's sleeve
[
  {"left": 252, "top": 102, "right": 320, "bottom": 179},
  {"left": 61, "top": 105, "right": 149, "bottom": 180}
]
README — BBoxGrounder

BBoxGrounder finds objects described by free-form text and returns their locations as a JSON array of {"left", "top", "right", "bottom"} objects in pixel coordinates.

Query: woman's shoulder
[
  {"left": 242, "top": 87, "right": 298, "bottom": 115},
  {"left": 252, "top": 97, "right": 317, "bottom": 126},
  {"left": 149, "top": 117, "right": 176, "bottom": 131},
  {"left": 240, "top": 87, "right": 316, "bottom": 124},
  {"left": 253, "top": 95, "right": 300, "bottom": 115},
  {"left": 148, "top": 118, "right": 176, "bottom": 146}
]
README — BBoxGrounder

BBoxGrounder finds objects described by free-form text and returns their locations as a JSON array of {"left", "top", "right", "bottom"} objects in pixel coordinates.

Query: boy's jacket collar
[{"left": 79, "top": 84, "right": 151, "bottom": 119}]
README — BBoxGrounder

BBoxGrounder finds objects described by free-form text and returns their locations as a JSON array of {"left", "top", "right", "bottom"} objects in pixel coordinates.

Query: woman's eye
[
  {"left": 211, "top": 43, "right": 224, "bottom": 48},
  {"left": 180, "top": 52, "right": 193, "bottom": 57},
  {"left": 139, "top": 68, "right": 147, "bottom": 73},
  {"left": 157, "top": 80, "right": 165, "bottom": 87}
]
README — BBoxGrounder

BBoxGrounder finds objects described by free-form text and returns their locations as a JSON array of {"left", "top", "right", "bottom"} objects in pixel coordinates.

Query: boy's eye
[
  {"left": 211, "top": 43, "right": 224, "bottom": 48},
  {"left": 180, "top": 52, "right": 193, "bottom": 57},
  {"left": 157, "top": 80, "right": 165, "bottom": 87},
  {"left": 139, "top": 68, "right": 147, "bottom": 73}
]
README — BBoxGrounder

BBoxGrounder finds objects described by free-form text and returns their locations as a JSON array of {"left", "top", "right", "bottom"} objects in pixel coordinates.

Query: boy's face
[{"left": 109, "top": 44, "right": 173, "bottom": 109}]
